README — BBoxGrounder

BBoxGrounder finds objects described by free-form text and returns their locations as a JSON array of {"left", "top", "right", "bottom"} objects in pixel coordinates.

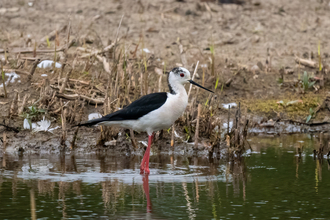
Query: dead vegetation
[{"left": 1, "top": 0, "right": 330, "bottom": 155}]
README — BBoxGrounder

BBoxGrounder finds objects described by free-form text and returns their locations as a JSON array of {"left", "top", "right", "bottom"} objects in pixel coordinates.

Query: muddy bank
[
  {"left": 2, "top": 114, "right": 330, "bottom": 156},
  {"left": 1, "top": 126, "right": 228, "bottom": 157}
]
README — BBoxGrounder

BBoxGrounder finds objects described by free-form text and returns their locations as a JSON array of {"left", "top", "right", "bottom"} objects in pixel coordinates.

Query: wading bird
[{"left": 77, "top": 67, "right": 213, "bottom": 174}]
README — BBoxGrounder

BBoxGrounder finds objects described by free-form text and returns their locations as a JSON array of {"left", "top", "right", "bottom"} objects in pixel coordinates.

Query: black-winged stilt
[{"left": 77, "top": 67, "right": 213, "bottom": 174}]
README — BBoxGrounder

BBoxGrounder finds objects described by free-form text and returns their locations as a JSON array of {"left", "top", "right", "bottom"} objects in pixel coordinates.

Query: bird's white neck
[{"left": 168, "top": 76, "right": 187, "bottom": 96}]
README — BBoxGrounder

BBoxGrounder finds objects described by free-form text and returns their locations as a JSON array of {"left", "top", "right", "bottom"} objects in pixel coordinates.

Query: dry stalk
[
  {"left": 50, "top": 84, "right": 76, "bottom": 93},
  {"left": 266, "top": 48, "right": 271, "bottom": 72},
  {"left": 194, "top": 104, "right": 201, "bottom": 150},
  {"left": 52, "top": 101, "right": 70, "bottom": 114},
  {"left": 294, "top": 56, "right": 318, "bottom": 68},
  {"left": 129, "top": 129, "right": 138, "bottom": 149},
  {"left": 158, "top": 75, "right": 162, "bottom": 92},
  {"left": 171, "top": 124, "right": 175, "bottom": 147},
  {"left": 107, "top": 97, "right": 111, "bottom": 114},
  {"left": 40, "top": 25, "right": 67, "bottom": 43},
  {"left": 9, "top": 91, "right": 18, "bottom": 116},
  {"left": 0, "top": 41, "right": 74, "bottom": 54},
  {"left": 187, "top": 61, "right": 199, "bottom": 100},
  {"left": 115, "top": 15, "right": 124, "bottom": 44},
  {"left": 103, "top": 97, "right": 108, "bottom": 115},
  {"left": 18, "top": 94, "right": 29, "bottom": 114},
  {"left": 80, "top": 41, "right": 117, "bottom": 59},
  {"left": 178, "top": 43, "right": 188, "bottom": 67},
  {"left": 70, "top": 103, "right": 84, "bottom": 150},
  {"left": 227, "top": 105, "right": 231, "bottom": 135},
  {"left": 140, "top": 65, "right": 144, "bottom": 96},
  {"left": 186, "top": 112, "right": 192, "bottom": 142},
  {"left": 47, "top": 92, "right": 57, "bottom": 109},
  {"left": 28, "top": 59, "right": 41, "bottom": 79},
  {"left": 69, "top": 100, "right": 78, "bottom": 123},
  {"left": 4, "top": 69, "right": 30, "bottom": 75},
  {"left": 58, "top": 78, "right": 90, "bottom": 86},
  {"left": 1, "top": 67, "right": 7, "bottom": 98},
  {"left": 104, "top": 75, "right": 111, "bottom": 102},
  {"left": 60, "top": 104, "right": 68, "bottom": 148},
  {"left": 114, "top": 66, "right": 120, "bottom": 98},
  {"left": 59, "top": 68, "right": 73, "bottom": 93},
  {"left": 2, "top": 132, "right": 7, "bottom": 151},
  {"left": 55, "top": 93, "right": 104, "bottom": 105}
]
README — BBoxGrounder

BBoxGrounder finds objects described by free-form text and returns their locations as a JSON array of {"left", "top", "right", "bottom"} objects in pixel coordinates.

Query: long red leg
[
  {"left": 142, "top": 174, "right": 152, "bottom": 213},
  {"left": 140, "top": 133, "right": 154, "bottom": 174}
]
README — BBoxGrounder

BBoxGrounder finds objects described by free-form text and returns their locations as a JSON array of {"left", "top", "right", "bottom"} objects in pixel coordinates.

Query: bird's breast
[
  {"left": 135, "top": 92, "right": 188, "bottom": 132},
  {"left": 165, "top": 93, "right": 188, "bottom": 120}
]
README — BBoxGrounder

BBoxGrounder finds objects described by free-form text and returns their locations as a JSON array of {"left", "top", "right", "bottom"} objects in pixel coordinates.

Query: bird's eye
[{"left": 180, "top": 73, "right": 184, "bottom": 77}]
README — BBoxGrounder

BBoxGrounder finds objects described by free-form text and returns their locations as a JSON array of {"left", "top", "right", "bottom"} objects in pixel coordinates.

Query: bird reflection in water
[{"left": 142, "top": 174, "right": 152, "bottom": 213}]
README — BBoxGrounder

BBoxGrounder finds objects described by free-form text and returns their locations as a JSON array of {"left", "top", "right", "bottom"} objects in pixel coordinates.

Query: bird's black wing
[{"left": 78, "top": 92, "right": 168, "bottom": 127}]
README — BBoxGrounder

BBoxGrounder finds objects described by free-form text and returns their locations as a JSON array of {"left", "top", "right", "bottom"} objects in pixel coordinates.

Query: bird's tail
[{"left": 74, "top": 117, "right": 106, "bottom": 127}]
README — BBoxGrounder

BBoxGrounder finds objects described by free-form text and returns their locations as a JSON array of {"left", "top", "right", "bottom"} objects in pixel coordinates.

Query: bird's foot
[
  {"left": 140, "top": 163, "right": 145, "bottom": 173},
  {"left": 140, "top": 165, "right": 150, "bottom": 174},
  {"left": 140, "top": 166, "right": 145, "bottom": 174}
]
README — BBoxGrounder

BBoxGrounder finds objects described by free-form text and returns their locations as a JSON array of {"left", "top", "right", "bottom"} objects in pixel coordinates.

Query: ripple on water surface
[{"left": 0, "top": 134, "right": 330, "bottom": 220}]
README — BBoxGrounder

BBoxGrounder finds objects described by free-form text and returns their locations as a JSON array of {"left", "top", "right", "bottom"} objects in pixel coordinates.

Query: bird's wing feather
[{"left": 77, "top": 92, "right": 168, "bottom": 127}]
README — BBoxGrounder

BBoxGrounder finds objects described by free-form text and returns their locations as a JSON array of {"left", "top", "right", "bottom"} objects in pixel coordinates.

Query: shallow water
[{"left": 1, "top": 134, "right": 330, "bottom": 219}]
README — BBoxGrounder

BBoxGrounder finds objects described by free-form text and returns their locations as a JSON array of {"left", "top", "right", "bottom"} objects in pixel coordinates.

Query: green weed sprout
[
  {"left": 306, "top": 108, "right": 315, "bottom": 123},
  {"left": 20, "top": 105, "right": 46, "bottom": 129},
  {"left": 302, "top": 71, "right": 315, "bottom": 91}
]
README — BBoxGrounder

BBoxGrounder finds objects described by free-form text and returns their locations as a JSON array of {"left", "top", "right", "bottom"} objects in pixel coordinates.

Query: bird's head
[
  {"left": 169, "top": 67, "right": 191, "bottom": 84},
  {"left": 169, "top": 67, "right": 214, "bottom": 93}
]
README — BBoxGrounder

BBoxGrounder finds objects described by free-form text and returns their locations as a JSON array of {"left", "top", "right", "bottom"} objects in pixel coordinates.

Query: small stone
[{"left": 251, "top": 65, "right": 260, "bottom": 74}]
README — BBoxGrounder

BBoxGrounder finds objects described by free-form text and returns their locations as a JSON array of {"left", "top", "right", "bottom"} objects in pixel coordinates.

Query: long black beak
[{"left": 188, "top": 80, "right": 214, "bottom": 93}]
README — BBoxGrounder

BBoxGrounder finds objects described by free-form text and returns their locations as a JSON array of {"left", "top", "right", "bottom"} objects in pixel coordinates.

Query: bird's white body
[{"left": 99, "top": 72, "right": 189, "bottom": 135}]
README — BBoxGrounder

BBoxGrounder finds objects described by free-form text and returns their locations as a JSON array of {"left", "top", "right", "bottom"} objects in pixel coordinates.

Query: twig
[
  {"left": 4, "top": 69, "right": 30, "bottom": 75},
  {"left": 59, "top": 68, "right": 73, "bottom": 93},
  {"left": 0, "top": 123, "right": 19, "bottom": 133},
  {"left": 65, "top": 78, "right": 90, "bottom": 86},
  {"left": 69, "top": 100, "right": 78, "bottom": 124},
  {"left": 187, "top": 61, "right": 199, "bottom": 100},
  {"left": 50, "top": 84, "right": 76, "bottom": 93},
  {"left": 40, "top": 25, "right": 68, "bottom": 42},
  {"left": 294, "top": 56, "right": 317, "bottom": 68},
  {"left": 78, "top": 41, "right": 118, "bottom": 59},
  {"left": 55, "top": 92, "right": 104, "bottom": 105},
  {"left": 29, "top": 59, "right": 41, "bottom": 79},
  {"left": 130, "top": 129, "right": 138, "bottom": 149},
  {"left": 50, "top": 101, "right": 70, "bottom": 114},
  {"left": 18, "top": 57, "right": 48, "bottom": 61},
  {"left": 0, "top": 40, "right": 75, "bottom": 54}
]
